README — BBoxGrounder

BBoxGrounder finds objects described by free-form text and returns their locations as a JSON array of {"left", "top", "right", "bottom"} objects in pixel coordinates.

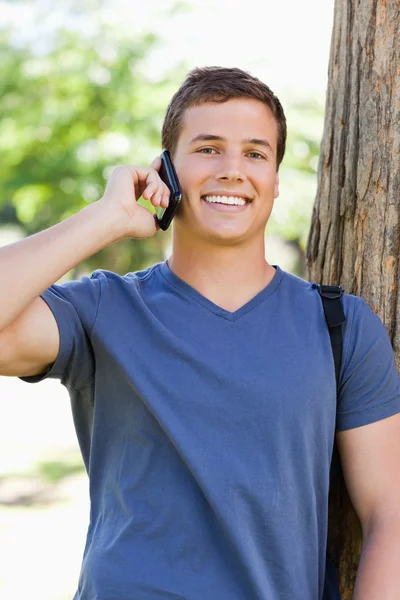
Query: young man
[{"left": 1, "top": 67, "right": 400, "bottom": 600}]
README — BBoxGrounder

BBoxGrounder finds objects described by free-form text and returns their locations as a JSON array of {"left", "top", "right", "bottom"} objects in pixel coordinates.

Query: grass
[{"left": 36, "top": 458, "right": 85, "bottom": 483}]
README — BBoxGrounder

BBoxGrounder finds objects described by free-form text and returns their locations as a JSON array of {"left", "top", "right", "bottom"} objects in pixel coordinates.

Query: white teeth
[{"left": 203, "top": 195, "right": 247, "bottom": 206}]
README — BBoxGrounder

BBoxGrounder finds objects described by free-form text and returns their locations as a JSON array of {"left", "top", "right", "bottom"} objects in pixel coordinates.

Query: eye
[
  {"left": 247, "top": 151, "right": 265, "bottom": 160},
  {"left": 197, "top": 147, "right": 217, "bottom": 154}
]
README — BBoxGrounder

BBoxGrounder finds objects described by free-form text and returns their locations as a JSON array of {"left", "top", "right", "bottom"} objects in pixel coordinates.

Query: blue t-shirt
[{"left": 22, "top": 262, "right": 400, "bottom": 600}]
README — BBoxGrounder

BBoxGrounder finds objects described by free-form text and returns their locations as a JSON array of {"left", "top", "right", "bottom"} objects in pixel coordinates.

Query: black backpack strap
[
  {"left": 313, "top": 284, "right": 346, "bottom": 599},
  {"left": 313, "top": 283, "right": 346, "bottom": 483},
  {"left": 313, "top": 284, "right": 346, "bottom": 388}
]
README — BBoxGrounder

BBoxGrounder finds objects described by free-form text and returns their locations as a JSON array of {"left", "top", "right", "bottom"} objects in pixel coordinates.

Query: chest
[{"left": 93, "top": 304, "right": 337, "bottom": 452}]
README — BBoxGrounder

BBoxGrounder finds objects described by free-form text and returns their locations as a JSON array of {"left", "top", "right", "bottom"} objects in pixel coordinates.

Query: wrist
[{"left": 88, "top": 200, "right": 128, "bottom": 245}]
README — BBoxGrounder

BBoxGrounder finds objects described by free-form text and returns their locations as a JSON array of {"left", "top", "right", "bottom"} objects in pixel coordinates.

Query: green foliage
[
  {"left": 0, "top": 1, "right": 325, "bottom": 272},
  {"left": 0, "top": 3, "right": 185, "bottom": 272}
]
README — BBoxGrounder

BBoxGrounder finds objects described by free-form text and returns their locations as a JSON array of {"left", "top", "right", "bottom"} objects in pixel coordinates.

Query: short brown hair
[{"left": 162, "top": 66, "right": 287, "bottom": 168}]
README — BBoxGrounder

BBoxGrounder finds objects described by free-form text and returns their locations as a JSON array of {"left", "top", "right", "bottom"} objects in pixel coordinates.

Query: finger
[
  {"left": 151, "top": 192, "right": 163, "bottom": 207},
  {"left": 133, "top": 166, "right": 159, "bottom": 198},
  {"left": 160, "top": 196, "right": 168, "bottom": 208},
  {"left": 160, "top": 190, "right": 170, "bottom": 208},
  {"left": 150, "top": 156, "right": 162, "bottom": 171},
  {"left": 157, "top": 184, "right": 170, "bottom": 206},
  {"left": 141, "top": 181, "right": 159, "bottom": 201}
]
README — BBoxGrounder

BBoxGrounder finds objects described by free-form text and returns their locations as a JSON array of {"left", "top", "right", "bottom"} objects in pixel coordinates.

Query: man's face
[{"left": 171, "top": 98, "right": 280, "bottom": 245}]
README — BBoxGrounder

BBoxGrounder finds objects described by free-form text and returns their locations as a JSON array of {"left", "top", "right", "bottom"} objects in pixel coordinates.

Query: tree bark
[{"left": 306, "top": 0, "right": 400, "bottom": 597}]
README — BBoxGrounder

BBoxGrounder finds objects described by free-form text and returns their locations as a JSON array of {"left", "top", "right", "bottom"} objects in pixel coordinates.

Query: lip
[
  {"left": 201, "top": 197, "right": 249, "bottom": 212},
  {"left": 201, "top": 191, "right": 252, "bottom": 202}
]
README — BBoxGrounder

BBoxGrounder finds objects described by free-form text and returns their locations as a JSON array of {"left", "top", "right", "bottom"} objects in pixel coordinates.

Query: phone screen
[{"left": 155, "top": 151, "right": 182, "bottom": 231}]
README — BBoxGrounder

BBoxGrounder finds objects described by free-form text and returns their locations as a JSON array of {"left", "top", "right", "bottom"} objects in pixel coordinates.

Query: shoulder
[
  {"left": 280, "top": 269, "right": 314, "bottom": 293},
  {"left": 275, "top": 268, "right": 336, "bottom": 321},
  {"left": 278, "top": 269, "right": 384, "bottom": 344},
  {"left": 96, "top": 261, "right": 162, "bottom": 283},
  {"left": 275, "top": 268, "right": 318, "bottom": 307},
  {"left": 87, "top": 262, "right": 163, "bottom": 292},
  {"left": 284, "top": 270, "right": 374, "bottom": 326},
  {"left": 40, "top": 263, "right": 164, "bottom": 321},
  {"left": 340, "top": 293, "right": 388, "bottom": 351}
]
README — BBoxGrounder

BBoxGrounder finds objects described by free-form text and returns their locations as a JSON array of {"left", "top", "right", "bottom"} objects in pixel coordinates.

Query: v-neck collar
[{"left": 159, "top": 260, "right": 284, "bottom": 322}]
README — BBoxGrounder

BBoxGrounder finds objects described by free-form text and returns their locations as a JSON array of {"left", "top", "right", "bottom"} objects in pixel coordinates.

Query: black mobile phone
[{"left": 155, "top": 150, "right": 182, "bottom": 231}]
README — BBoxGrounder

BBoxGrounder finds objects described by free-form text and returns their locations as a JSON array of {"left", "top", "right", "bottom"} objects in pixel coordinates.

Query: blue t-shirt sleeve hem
[
  {"left": 336, "top": 394, "right": 400, "bottom": 431},
  {"left": 19, "top": 289, "right": 74, "bottom": 385}
]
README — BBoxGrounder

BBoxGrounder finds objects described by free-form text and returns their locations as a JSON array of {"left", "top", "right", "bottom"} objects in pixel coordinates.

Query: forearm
[
  {"left": 353, "top": 521, "right": 400, "bottom": 599},
  {"left": 0, "top": 200, "right": 122, "bottom": 332}
]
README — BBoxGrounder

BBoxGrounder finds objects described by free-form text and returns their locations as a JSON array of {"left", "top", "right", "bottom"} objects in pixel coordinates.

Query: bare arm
[
  {"left": 0, "top": 201, "right": 122, "bottom": 377},
  {"left": 337, "top": 413, "right": 400, "bottom": 599},
  {"left": 0, "top": 160, "right": 170, "bottom": 377},
  {"left": 0, "top": 200, "right": 123, "bottom": 332}
]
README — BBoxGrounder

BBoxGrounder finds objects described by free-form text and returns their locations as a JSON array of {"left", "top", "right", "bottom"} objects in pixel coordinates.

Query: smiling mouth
[{"left": 201, "top": 195, "right": 250, "bottom": 206}]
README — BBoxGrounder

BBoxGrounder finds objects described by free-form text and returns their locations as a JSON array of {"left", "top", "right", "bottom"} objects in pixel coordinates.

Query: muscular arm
[{"left": 337, "top": 412, "right": 400, "bottom": 599}]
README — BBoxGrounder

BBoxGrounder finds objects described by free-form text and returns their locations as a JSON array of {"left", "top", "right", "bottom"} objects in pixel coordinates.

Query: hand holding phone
[{"left": 155, "top": 150, "right": 182, "bottom": 231}]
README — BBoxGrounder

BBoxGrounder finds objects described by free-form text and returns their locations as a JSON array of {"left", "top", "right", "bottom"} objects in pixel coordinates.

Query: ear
[{"left": 274, "top": 173, "right": 280, "bottom": 199}]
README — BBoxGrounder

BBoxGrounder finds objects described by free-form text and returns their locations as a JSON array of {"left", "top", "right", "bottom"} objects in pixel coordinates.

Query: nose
[{"left": 215, "top": 153, "right": 245, "bottom": 182}]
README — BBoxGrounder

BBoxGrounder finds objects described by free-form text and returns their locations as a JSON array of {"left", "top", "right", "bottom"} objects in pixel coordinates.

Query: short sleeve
[
  {"left": 20, "top": 271, "right": 103, "bottom": 390},
  {"left": 336, "top": 296, "right": 400, "bottom": 431}
]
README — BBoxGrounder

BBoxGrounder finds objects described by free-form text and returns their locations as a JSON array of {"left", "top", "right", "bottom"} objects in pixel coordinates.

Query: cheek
[
  {"left": 259, "top": 169, "right": 278, "bottom": 191},
  {"left": 177, "top": 159, "right": 208, "bottom": 193}
]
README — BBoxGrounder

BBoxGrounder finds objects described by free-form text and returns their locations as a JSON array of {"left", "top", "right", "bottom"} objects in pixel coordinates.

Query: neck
[{"left": 168, "top": 232, "right": 276, "bottom": 312}]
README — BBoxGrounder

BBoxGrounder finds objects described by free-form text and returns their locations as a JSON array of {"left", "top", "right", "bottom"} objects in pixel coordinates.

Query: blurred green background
[
  {"left": 0, "top": 0, "right": 331, "bottom": 278},
  {"left": 0, "top": 0, "right": 333, "bottom": 598}
]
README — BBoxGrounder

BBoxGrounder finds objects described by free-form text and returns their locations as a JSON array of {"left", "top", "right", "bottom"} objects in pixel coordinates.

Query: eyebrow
[{"left": 188, "top": 134, "right": 274, "bottom": 153}]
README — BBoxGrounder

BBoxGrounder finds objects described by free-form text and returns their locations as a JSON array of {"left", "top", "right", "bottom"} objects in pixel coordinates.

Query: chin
[
  {"left": 175, "top": 213, "right": 252, "bottom": 244},
  {"left": 202, "top": 226, "right": 250, "bottom": 245}
]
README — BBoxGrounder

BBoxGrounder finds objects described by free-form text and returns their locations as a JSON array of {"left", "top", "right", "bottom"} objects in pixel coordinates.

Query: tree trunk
[{"left": 306, "top": 0, "right": 400, "bottom": 597}]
